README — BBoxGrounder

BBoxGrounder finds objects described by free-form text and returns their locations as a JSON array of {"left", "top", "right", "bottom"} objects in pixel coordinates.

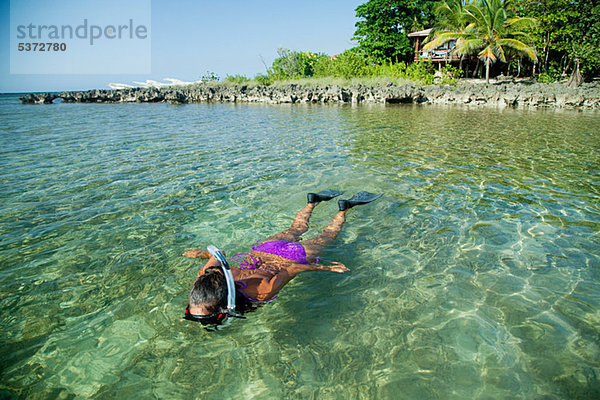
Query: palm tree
[
  {"left": 434, "top": 0, "right": 469, "bottom": 32},
  {"left": 424, "top": 0, "right": 537, "bottom": 83},
  {"left": 429, "top": 0, "right": 470, "bottom": 72}
]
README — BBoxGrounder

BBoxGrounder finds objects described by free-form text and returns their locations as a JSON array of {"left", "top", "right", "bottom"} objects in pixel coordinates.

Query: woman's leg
[
  {"left": 301, "top": 210, "right": 346, "bottom": 258},
  {"left": 262, "top": 202, "right": 317, "bottom": 243}
]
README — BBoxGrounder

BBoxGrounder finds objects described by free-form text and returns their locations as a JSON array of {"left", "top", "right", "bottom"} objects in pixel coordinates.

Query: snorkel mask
[{"left": 184, "top": 245, "right": 246, "bottom": 327}]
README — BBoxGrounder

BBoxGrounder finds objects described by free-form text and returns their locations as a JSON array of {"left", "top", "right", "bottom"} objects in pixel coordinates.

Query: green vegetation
[
  {"left": 512, "top": 0, "right": 600, "bottom": 85},
  {"left": 223, "top": 74, "right": 251, "bottom": 84},
  {"left": 268, "top": 48, "right": 326, "bottom": 80},
  {"left": 213, "top": 49, "right": 461, "bottom": 87},
  {"left": 425, "top": 0, "right": 538, "bottom": 83},
  {"left": 352, "top": 0, "right": 436, "bottom": 63},
  {"left": 199, "top": 71, "right": 220, "bottom": 82},
  {"left": 205, "top": 0, "right": 597, "bottom": 87}
]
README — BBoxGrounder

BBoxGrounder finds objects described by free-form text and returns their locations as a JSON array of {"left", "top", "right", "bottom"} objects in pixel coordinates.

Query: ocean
[{"left": 1, "top": 94, "right": 599, "bottom": 399}]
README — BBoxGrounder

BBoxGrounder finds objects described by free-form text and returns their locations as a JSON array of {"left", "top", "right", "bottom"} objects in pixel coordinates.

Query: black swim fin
[
  {"left": 338, "top": 191, "right": 383, "bottom": 211},
  {"left": 307, "top": 189, "right": 345, "bottom": 204}
]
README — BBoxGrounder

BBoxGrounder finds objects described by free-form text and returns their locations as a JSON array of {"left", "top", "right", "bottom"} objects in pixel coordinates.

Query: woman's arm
[
  {"left": 196, "top": 256, "right": 222, "bottom": 277},
  {"left": 183, "top": 249, "right": 211, "bottom": 259},
  {"left": 285, "top": 262, "right": 349, "bottom": 278},
  {"left": 183, "top": 248, "right": 226, "bottom": 277},
  {"left": 254, "top": 262, "right": 348, "bottom": 299},
  {"left": 236, "top": 262, "right": 348, "bottom": 301}
]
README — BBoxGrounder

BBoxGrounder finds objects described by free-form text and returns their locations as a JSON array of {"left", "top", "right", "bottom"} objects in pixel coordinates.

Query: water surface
[{"left": 1, "top": 95, "right": 599, "bottom": 399}]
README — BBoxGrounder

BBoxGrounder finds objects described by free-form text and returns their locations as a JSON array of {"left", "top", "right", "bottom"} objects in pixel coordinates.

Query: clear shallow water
[{"left": 0, "top": 94, "right": 599, "bottom": 399}]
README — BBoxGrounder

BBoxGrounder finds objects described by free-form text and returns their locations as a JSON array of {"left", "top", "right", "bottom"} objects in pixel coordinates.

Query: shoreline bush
[{"left": 250, "top": 47, "right": 463, "bottom": 87}]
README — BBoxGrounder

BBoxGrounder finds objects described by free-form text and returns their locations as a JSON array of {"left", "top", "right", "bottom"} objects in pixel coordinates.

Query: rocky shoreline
[{"left": 19, "top": 81, "right": 600, "bottom": 109}]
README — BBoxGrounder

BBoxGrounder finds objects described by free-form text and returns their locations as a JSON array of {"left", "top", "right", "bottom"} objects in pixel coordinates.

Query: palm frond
[
  {"left": 497, "top": 38, "right": 537, "bottom": 61},
  {"left": 457, "top": 38, "right": 486, "bottom": 54},
  {"left": 509, "top": 31, "right": 535, "bottom": 44},
  {"left": 463, "top": 22, "right": 478, "bottom": 34},
  {"left": 478, "top": 46, "right": 497, "bottom": 63},
  {"left": 495, "top": 44, "right": 507, "bottom": 63},
  {"left": 492, "top": 6, "right": 508, "bottom": 32},
  {"left": 423, "top": 31, "right": 465, "bottom": 50},
  {"left": 506, "top": 17, "right": 538, "bottom": 31},
  {"left": 463, "top": 4, "right": 485, "bottom": 27}
]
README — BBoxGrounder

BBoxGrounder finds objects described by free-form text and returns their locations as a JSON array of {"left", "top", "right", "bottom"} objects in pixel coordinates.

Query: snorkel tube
[
  {"left": 207, "top": 245, "right": 236, "bottom": 314},
  {"left": 206, "top": 245, "right": 245, "bottom": 324},
  {"left": 184, "top": 245, "right": 246, "bottom": 328}
]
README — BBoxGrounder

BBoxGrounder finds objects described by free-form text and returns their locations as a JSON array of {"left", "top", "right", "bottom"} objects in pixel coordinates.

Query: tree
[
  {"left": 571, "top": 1, "right": 600, "bottom": 81},
  {"left": 510, "top": 0, "right": 574, "bottom": 76},
  {"left": 434, "top": 0, "right": 470, "bottom": 31},
  {"left": 269, "top": 48, "right": 326, "bottom": 80},
  {"left": 425, "top": 0, "right": 537, "bottom": 83},
  {"left": 430, "top": 0, "right": 471, "bottom": 71},
  {"left": 352, "top": 0, "right": 436, "bottom": 63},
  {"left": 513, "top": 0, "right": 600, "bottom": 84}
]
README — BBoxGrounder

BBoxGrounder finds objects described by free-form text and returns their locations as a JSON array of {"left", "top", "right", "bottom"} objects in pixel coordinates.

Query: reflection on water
[{"left": 1, "top": 95, "right": 599, "bottom": 399}]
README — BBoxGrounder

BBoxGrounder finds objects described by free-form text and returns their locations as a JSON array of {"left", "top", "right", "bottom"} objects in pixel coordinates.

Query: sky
[{"left": 0, "top": 0, "right": 364, "bottom": 93}]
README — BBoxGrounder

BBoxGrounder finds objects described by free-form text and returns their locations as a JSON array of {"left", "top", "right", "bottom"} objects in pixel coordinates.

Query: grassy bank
[
  {"left": 198, "top": 49, "right": 463, "bottom": 88},
  {"left": 197, "top": 76, "right": 421, "bottom": 89}
]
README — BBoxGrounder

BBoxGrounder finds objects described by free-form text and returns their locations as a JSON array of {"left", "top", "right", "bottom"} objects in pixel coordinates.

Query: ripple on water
[{"left": 1, "top": 98, "right": 599, "bottom": 399}]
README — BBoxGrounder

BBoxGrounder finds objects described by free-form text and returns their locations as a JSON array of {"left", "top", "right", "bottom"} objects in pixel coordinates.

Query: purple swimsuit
[
  {"left": 252, "top": 240, "right": 309, "bottom": 264},
  {"left": 231, "top": 240, "right": 312, "bottom": 304}
]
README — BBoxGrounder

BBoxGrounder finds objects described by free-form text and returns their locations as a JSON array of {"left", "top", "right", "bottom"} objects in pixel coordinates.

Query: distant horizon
[
  {"left": 0, "top": 79, "right": 204, "bottom": 94},
  {"left": 1, "top": 0, "right": 363, "bottom": 93}
]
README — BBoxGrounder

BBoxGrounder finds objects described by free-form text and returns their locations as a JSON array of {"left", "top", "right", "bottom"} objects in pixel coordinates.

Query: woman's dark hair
[{"left": 189, "top": 267, "right": 227, "bottom": 314}]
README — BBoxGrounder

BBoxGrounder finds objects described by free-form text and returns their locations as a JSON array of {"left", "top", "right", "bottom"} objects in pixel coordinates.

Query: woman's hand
[
  {"left": 183, "top": 249, "right": 211, "bottom": 259},
  {"left": 328, "top": 262, "right": 349, "bottom": 273}
]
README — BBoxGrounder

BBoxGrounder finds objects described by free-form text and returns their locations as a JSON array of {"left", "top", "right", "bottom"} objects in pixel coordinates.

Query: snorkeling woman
[{"left": 183, "top": 190, "right": 382, "bottom": 327}]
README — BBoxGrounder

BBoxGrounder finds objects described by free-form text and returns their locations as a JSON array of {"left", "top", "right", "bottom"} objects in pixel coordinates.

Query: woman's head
[{"left": 189, "top": 266, "right": 227, "bottom": 314}]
